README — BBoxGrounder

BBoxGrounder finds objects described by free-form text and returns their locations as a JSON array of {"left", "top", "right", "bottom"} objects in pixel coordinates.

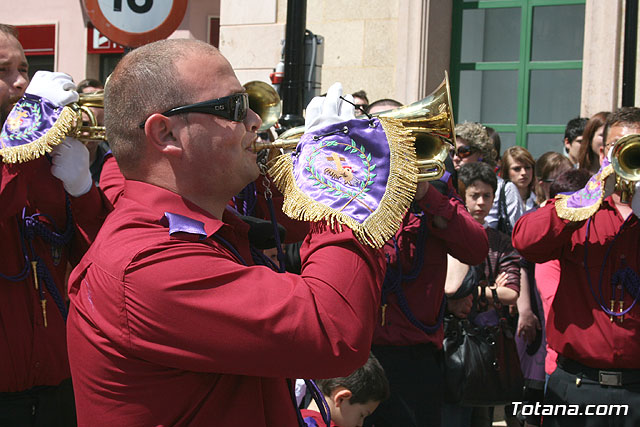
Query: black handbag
[{"left": 443, "top": 259, "right": 524, "bottom": 406}]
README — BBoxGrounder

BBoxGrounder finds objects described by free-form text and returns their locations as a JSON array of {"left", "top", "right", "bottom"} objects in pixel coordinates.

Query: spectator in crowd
[
  {"left": 513, "top": 107, "right": 640, "bottom": 427},
  {"left": 501, "top": 146, "right": 537, "bottom": 212},
  {"left": 76, "top": 78, "right": 103, "bottom": 94},
  {"left": 454, "top": 122, "right": 523, "bottom": 235},
  {"left": 364, "top": 157, "right": 489, "bottom": 425},
  {"left": 534, "top": 152, "right": 573, "bottom": 206},
  {"left": 0, "top": 23, "right": 110, "bottom": 426},
  {"left": 452, "top": 122, "right": 496, "bottom": 171},
  {"left": 352, "top": 90, "right": 369, "bottom": 115},
  {"left": 562, "top": 117, "right": 588, "bottom": 167},
  {"left": 302, "top": 353, "right": 390, "bottom": 427},
  {"left": 66, "top": 38, "right": 388, "bottom": 426},
  {"left": 366, "top": 98, "right": 402, "bottom": 115},
  {"left": 577, "top": 111, "right": 610, "bottom": 174},
  {"left": 444, "top": 161, "right": 521, "bottom": 427}
]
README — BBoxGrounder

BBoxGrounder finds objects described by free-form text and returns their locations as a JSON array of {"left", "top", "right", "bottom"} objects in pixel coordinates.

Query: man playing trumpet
[
  {"left": 0, "top": 24, "right": 110, "bottom": 425},
  {"left": 512, "top": 107, "right": 640, "bottom": 427}
]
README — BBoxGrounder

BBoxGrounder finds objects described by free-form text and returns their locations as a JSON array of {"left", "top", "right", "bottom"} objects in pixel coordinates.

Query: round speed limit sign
[{"left": 83, "top": 0, "right": 188, "bottom": 47}]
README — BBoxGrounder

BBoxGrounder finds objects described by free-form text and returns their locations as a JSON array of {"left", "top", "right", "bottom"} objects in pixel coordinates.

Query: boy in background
[{"left": 303, "top": 353, "right": 390, "bottom": 427}]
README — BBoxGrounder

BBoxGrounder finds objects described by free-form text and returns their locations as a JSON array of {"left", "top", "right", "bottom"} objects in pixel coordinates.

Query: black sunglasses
[{"left": 138, "top": 92, "right": 249, "bottom": 129}]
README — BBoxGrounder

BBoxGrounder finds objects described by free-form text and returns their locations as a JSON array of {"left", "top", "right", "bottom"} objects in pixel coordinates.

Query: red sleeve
[
  {"left": 99, "top": 154, "right": 126, "bottom": 205},
  {"left": 417, "top": 184, "right": 489, "bottom": 265},
  {"left": 511, "top": 200, "right": 578, "bottom": 263},
  {"left": 109, "top": 226, "right": 385, "bottom": 379}
]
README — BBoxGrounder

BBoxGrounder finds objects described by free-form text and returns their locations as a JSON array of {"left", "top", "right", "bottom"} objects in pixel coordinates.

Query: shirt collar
[{"left": 122, "top": 180, "right": 250, "bottom": 238}]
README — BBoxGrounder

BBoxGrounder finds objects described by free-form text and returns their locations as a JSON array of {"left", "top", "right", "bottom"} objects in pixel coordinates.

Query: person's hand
[
  {"left": 631, "top": 182, "right": 640, "bottom": 218},
  {"left": 25, "top": 71, "right": 78, "bottom": 106},
  {"left": 516, "top": 308, "right": 541, "bottom": 344},
  {"left": 50, "top": 137, "right": 93, "bottom": 197},
  {"left": 447, "top": 294, "right": 473, "bottom": 318},
  {"left": 493, "top": 271, "right": 509, "bottom": 288},
  {"left": 304, "top": 82, "right": 355, "bottom": 133}
]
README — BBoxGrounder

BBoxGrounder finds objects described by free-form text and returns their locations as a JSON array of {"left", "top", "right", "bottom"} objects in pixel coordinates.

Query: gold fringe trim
[
  {"left": 268, "top": 117, "right": 418, "bottom": 249},
  {"left": 0, "top": 106, "right": 76, "bottom": 164},
  {"left": 555, "top": 164, "right": 614, "bottom": 221}
]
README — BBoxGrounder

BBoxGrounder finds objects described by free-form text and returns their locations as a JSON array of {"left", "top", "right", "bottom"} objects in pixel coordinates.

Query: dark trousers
[
  {"left": 365, "top": 344, "right": 443, "bottom": 427},
  {"left": 0, "top": 378, "right": 76, "bottom": 427},
  {"left": 544, "top": 359, "right": 640, "bottom": 427}
]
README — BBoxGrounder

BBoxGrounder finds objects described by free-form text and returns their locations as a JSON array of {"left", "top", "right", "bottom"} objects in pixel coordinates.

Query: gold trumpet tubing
[
  {"left": 252, "top": 138, "right": 299, "bottom": 152},
  {"left": 417, "top": 160, "right": 445, "bottom": 182}
]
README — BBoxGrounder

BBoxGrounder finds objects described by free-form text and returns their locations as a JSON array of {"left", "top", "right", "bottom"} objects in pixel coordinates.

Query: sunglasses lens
[
  {"left": 233, "top": 93, "right": 249, "bottom": 121},
  {"left": 456, "top": 146, "right": 469, "bottom": 158}
]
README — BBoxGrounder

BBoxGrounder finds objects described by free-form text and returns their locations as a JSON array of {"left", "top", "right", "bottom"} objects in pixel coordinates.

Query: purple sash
[
  {"left": 555, "top": 157, "right": 614, "bottom": 221},
  {"left": 0, "top": 93, "right": 75, "bottom": 163},
  {"left": 268, "top": 117, "right": 417, "bottom": 248}
]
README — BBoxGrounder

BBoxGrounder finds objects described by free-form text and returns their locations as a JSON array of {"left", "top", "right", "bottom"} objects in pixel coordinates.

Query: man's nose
[{"left": 245, "top": 108, "right": 262, "bottom": 133}]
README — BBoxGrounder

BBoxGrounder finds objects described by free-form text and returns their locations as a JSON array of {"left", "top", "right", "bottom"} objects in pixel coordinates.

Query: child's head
[
  {"left": 457, "top": 162, "right": 497, "bottom": 224},
  {"left": 315, "top": 353, "right": 389, "bottom": 427}
]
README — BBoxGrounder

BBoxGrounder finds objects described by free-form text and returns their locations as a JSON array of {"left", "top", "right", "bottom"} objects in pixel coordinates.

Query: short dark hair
[
  {"left": 603, "top": 107, "right": 640, "bottom": 143},
  {"left": 457, "top": 161, "right": 497, "bottom": 195},
  {"left": 366, "top": 98, "right": 402, "bottom": 114},
  {"left": 0, "top": 23, "right": 18, "bottom": 39},
  {"left": 564, "top": 117, "right": 588, "bottom": 143},
  {"left": 352, "top": 90, "right": 369, "bottom": 104},
  {"left": 550, "top": 168, "right": 591, "bottom": 198},
  {"left": 315, "top": 353, "right": 390, "bottom": 405},
  {"left": 77, "top": 78, "right": 104, "bottom": 93}
]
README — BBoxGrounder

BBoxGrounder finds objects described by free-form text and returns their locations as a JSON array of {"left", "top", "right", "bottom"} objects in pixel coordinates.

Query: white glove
[
  {"left": 632, "top": 182, "right": 640, "bottom": 218},
  {"left": 304, "top": 82, "right": 356, "bottom": 133},
  {"left": 25, "top": 71, "right": 78, "bottom": 106},
  {"left": 50, "top": 137, "right": 93, "bottom": 197}
]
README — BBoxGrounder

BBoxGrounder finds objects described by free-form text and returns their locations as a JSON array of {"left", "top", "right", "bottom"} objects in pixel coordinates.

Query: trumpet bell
[
  {"left": 375, "top": 73, "right": 456, "bottom": 181},
  {"left": 243, "top": 81, "right": 281, "bottom": 132},
  {"left": 612, "top": 134, "right": 640, "bottom": 182}
]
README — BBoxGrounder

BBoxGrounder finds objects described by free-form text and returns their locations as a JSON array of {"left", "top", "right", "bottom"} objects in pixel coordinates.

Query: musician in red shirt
[
  {"left": 512, "top": 107, "right": 640, "bottom": 427},
  {"left": 0, "top": 24, "right": 110, "bottom": 426},
  {"left": 66, "top": 38, "right": 392, "bottom": 426},
  {"left": 365, "top": 165, "right": 489, "bottom": 427}
]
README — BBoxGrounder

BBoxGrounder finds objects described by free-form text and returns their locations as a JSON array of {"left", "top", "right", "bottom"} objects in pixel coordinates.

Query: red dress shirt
[
  {"left": 67, "top": 180, "right": 385, "bottom": 426},
  {"left": 0, "top": 156, "right": 110, "bottom": 392},
  {"left": 372, "top": 184, "right": 489, "bottom": 347},
  {"left": 512, "top": 199, "right": 640, "bottom": 369},
  {"left": 98, "top": 153, "right": 125, "bottom": 205}
]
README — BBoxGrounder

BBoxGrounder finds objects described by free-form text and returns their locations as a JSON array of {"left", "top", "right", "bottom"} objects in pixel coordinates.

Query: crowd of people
[{"left": 1, "top": 21, "right": 639, "bottom": 427}]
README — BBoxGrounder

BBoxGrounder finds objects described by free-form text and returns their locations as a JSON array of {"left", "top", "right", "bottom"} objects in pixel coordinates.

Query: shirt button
[{"left": 34, "top": 361, "right": 41, "bottom": 369}]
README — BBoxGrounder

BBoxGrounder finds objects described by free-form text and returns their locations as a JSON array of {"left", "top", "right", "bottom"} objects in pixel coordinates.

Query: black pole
[
  {"left": 279, "top": 0, "right": 307, "bottom": 130},
  {"left": 622, "top": 0, "right": 638, "bottom": 107}
]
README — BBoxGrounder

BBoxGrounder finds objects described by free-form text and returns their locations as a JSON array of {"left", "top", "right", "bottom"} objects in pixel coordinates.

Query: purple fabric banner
[
  {"left": 0, "top": 93, "right": 62, "bottom": 150},
  {"left": 292, "top": 118, "right": 391, "bottom": 224}
]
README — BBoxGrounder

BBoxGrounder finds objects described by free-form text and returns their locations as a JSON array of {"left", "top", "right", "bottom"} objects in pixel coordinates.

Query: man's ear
[
  {"left": 563, "top": 137, "right": 571, "bottom": 150},
  {"left": 333, "top": 388, "right": 353, "bottom": 408},
  {"left": 599, "top": 143, "right": 606, "bottom": 164},
  {"left": 144, "top": 113, "right": 183, "bottom": 158}
]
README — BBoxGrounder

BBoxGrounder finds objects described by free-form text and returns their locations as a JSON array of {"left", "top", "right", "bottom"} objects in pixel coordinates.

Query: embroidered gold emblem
[
  {"left": 324, "top": 152, "right": 356, "bottom": 185},
  {"left": 6, "top": 111, "right": 28, "bottom": 131}
]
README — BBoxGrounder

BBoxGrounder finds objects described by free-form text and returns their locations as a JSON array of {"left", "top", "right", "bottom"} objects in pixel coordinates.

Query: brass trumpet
[
  {"left": 250, "top": 74, "right": 456, "bottom": 182},
  {"left": 68, "top": 91, "right": 106, "bottom": 142},
  {"left": 611, "top": 133, "right": 640, "bottom": 203}
]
